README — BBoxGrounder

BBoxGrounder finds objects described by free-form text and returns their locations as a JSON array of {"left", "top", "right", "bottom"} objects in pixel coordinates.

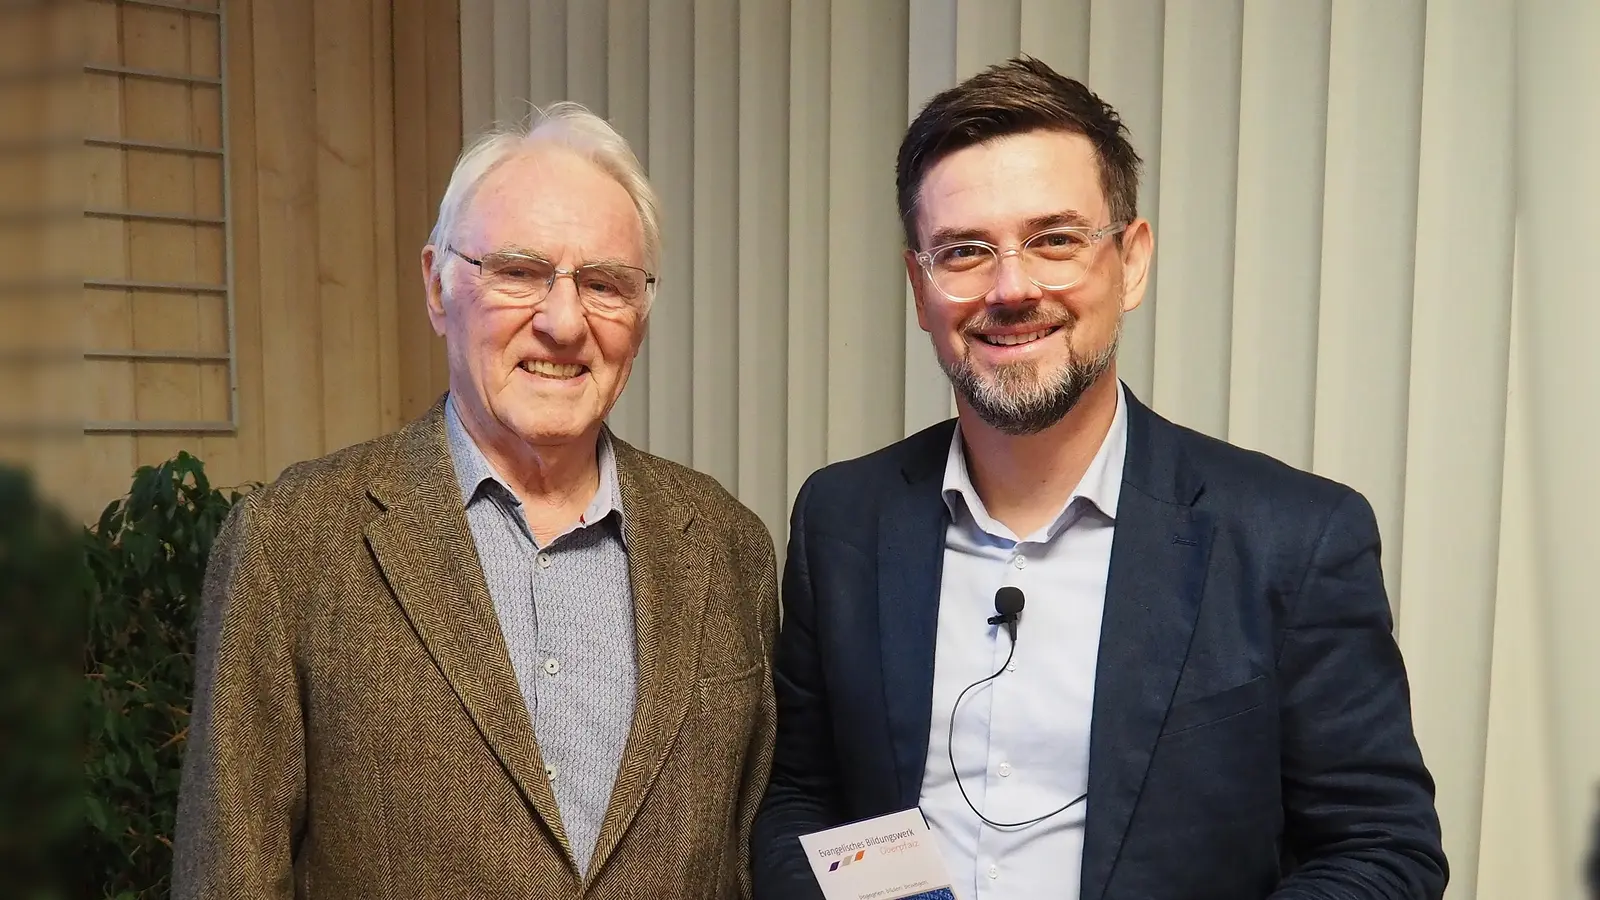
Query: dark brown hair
[{"left": 896, "top": 55, "right": 1142, "bottom": 249}]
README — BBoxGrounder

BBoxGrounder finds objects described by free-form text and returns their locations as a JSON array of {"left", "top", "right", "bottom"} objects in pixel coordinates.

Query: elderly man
[
  {"left": 754, "top": 57, "right": 1446, "bottom": 899},
  {"left": 173, "top": 103, "right": 777, "bottom": 899}
]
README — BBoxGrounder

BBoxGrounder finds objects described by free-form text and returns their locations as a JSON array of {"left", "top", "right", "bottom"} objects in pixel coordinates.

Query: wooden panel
[
  {"left": 124, "top": 2, "right": 206, "bottom": 469},
  {"left": 315, "top": 0, "right": 381, "bottom": 450},
  {"left": 371, "top": 0, "right": 401, "bottom": 434},
  {"left": 82, "top": 0, "right": 458, "bottom": 512},
  {"left": 423, "top": 0, "right": 461, "bottom": 406},
  {"left": 84, "top": 1, "right": 138, "bottom": 506},
  {"left": 201, "top": 0, "right": 263, "bottom": 493},
  {"left": 393, "top": 0, "right": 433, "bottom": 421},
  {"left": 254, "top": 0, "right": 324, "bottom": 476},
  {"left": 392, "top": 0, "right": 458, "bottom": 423}
]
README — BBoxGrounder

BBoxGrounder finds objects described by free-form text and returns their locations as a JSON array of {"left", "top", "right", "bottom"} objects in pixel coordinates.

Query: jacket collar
[{"left": 363, "top": 397, "right": 711, "bottom": 883}]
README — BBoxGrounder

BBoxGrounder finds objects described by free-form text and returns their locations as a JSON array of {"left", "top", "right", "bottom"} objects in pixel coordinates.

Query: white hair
[{"left": 426, "top": 101, "right": 662, "bottom": 282}]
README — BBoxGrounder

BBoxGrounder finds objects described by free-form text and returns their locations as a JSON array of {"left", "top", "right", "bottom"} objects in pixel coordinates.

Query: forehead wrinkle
[{"left": 460, "top": 149, "right": 646, "bottom": 264}]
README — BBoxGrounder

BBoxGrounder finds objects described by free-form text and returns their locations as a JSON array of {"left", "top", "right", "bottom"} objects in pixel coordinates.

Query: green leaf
[{"left": 80, "top": 452, "right": 247, "bottom": 897}]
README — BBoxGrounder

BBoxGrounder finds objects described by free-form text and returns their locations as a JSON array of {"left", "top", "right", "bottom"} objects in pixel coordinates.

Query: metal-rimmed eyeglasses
[
  {"left": 447, "top": 246, "right": 657, "bottom": 315},
  {"left": 913, "top": 222, "right": 1128, "bottom": 302}
]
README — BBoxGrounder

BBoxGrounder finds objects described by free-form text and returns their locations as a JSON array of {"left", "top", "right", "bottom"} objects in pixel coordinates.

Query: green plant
[
  {"left": 83, "top": 453, "right": 251, "bottom": 899},
  {"left": 1, "top": 464, "right": 87, "bottom": 900}
]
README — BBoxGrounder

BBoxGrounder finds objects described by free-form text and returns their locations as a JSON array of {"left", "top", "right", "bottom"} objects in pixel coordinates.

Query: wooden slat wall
[{"left": 82, "top": 0, "right": 458, "bottom": 512}]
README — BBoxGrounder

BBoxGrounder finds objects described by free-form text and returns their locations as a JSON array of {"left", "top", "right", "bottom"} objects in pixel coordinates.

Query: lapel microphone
[
  {"left": 948, "top": 584, "right": 1088, "bottom": 829},
  {"left": 987, "top": 585, "right": 1025, "bottom": 642}
]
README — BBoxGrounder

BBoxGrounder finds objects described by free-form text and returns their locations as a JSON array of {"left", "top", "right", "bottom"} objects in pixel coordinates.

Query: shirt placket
[{"left": 976, "top": 541, "right": 1020, "bottom": 899}]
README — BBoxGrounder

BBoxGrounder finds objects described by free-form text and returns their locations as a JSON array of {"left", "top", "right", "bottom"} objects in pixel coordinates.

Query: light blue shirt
[
  {"left": 444, "top": 397, "right": 637, "bottom": 877},
  {"left": 918, "top": 383, "right": 1128, "bottom": 900}
]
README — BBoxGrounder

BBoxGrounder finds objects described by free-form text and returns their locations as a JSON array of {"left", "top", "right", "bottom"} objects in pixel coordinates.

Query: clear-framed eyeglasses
[
  {"left": 914, "top": 222, "right": 1128, "bottom": 302},
  {"left": 447, "top": 246, "right": 658, "bottom": 315}
]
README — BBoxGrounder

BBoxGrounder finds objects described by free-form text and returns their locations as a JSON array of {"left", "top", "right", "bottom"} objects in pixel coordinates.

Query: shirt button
[
  {"left": 1006, "top": 663, "right": 1016, "bottom": 673},
  {"left": 545, "top": 765, "right": 557, "bottom": 780},
  {"left": 537, "top": 553, "right": 552, "bottom": 569},
  {"left": 987, "top": 863, "right": 999, "bottom": 879},
  {"left": 543, "top": 658, "right": 560, "bottom": 676},
  {"left": 1013, "top": 555, "right": 1026, "bottom": 569},
  {"left": 998, "top": 762, "right": 1012, "bottom": 777}
]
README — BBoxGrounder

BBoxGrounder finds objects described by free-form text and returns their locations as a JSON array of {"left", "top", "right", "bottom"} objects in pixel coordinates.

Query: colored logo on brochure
[
  {"left": 827, "top": 849, "right": 866, "bottom": 872},
  {"left": 798, "top": 808, "right": 959, "bottom": 900}
]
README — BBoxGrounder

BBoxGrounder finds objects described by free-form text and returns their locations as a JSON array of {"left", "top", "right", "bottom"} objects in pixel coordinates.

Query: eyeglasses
[
  {"left": 914, "top": 222, "right": 1128, "bottom": 302},
  {"left": 446, "top": 246, "right": 657, "bottom": 315}
]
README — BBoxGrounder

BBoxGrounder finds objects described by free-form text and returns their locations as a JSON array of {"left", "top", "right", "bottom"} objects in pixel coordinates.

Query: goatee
[{"left": 941, "top": 311, "right": 1121, "bottom": 436}]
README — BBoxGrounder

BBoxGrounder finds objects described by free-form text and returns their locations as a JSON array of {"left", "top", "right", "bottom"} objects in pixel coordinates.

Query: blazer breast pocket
[
  {"left": 696, "top": 659, "right": 762, "bottom": 714},
  {"left": 1160, "top": 674, "right": 1270, "bottom": 737}
]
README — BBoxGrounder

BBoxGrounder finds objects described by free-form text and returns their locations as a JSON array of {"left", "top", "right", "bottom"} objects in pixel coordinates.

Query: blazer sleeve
[
  {"left": 733, "top": 522, "right": 781, "bottom": 900},
  {"left": 1270, "top": 490, "right": 1449, "bottom": 900},
  {"left": 171, "top": 496, "right": 306, "bottom": 899},
  {"left": 751, "top": 476, "right": 834, "bottom": 900}
]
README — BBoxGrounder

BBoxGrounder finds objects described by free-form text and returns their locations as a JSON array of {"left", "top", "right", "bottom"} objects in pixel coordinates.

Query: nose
[
  {"left": 988, "top": 249, "right": 1042, "bottom": 305},
  {"left": 531, "top": 273, "right": 587, "bottom": 344}
]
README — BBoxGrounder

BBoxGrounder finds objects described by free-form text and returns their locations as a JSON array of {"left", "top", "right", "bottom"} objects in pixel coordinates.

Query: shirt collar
[
  {"left": 941, "top": 380, "right": 1128, "bottom": 542},
  {"left": 444, "top": 394, "right": 626, "bottom": 541}
]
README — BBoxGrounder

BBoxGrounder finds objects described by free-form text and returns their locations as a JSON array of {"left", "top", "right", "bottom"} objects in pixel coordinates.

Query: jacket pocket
[
  {"left": 1160, "top": 674, "right": 1270, "bottom": 737},
  {"left": 696, "top": 659, "right": 762, "bottom": 713}
]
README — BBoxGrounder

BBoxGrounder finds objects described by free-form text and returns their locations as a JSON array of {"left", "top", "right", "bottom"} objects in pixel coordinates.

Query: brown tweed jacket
[{"left": 172, "top": 398, "right": 779, "bottom": 899}]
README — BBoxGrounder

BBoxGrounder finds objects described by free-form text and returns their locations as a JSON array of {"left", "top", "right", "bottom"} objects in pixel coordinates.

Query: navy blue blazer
[{"left": 751, "top": 388, "right": 1446, "bottom": 900}]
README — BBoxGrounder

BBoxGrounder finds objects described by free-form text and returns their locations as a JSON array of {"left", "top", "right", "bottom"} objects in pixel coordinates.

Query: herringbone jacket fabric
[{"left": 172, "top": 397, "right": 779, "bottom": 899}]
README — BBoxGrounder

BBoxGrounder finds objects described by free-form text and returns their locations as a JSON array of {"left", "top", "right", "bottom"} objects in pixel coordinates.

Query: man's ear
[
  {"left": 1116, "top": 219, "right": 1154, "bottom": 315},
  {"left": 422, "top": 246, "right": 447, "bottom": 336},
  {"left": 904, "top": 249, "right": 933, "bottom": 333}
]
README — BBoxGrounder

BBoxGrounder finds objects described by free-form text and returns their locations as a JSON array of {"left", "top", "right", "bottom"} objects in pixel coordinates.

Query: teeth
[
  {"left": 521, "top": 360, "right": 584, "bottom": 378},
  {"left": 982, "top": 328, "right": 1055, "bottom": 346}
]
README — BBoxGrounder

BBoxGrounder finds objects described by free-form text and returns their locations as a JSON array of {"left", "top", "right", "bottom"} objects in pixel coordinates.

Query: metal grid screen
[{"left": 83, "top": 0, "right": 236, "bottom": 435}]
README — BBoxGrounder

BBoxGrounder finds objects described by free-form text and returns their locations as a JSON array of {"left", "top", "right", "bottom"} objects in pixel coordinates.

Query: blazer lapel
[
  {"left": 1079, "top": 393, "right": 1214, "bottom": 900},
  {"left": 362, "top": 401, "right": 573, "bottom": 859},
  {"left": 584, "top": 438, "right": 707, "bottom": 877},
  {"left": 877, "top": 423, "right": 954, "bottom": 808}
]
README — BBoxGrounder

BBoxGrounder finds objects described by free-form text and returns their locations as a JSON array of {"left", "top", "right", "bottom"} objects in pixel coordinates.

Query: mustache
[{"left": 961, "top": 306, "right": 1074, "bottom": 335}]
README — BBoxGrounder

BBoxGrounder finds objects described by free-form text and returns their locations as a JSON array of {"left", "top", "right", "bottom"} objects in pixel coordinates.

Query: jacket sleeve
[
  {"left": 1270, "top": 490, "right": 1449, "bottom": 899},
  {"left": 734, "top": 521, "right": 781, "bottom": 900},
  {"left": 171, "top": 496, "right": 306, "bottom": 899},
  {"left": 751, "top": 476, "right": 835, "bottom": 900}
]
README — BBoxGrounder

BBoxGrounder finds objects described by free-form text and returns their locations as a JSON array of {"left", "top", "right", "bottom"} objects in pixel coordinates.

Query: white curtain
[{"left": 459, "top": 1, "right": 1599, "bottom": 896}]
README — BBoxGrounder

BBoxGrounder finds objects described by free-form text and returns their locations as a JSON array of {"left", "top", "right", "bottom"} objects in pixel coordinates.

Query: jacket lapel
[
  {"left": 877, "top": 423, "right": 955, "bottom": 808},
  {"left": 1079, "top": 392, "right": 1214, "bottom": 900},
  {"left": 584, "top": 437, "right": 707, "bottom": 877},
  {"left": 361, "top": 400, "right": 574, "bottom": 859}
]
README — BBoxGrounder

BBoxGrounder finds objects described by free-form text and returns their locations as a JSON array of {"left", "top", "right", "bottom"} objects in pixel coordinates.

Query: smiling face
[
  {"left": 422, "top": 147, "right": 647, "bottom": 453},
  {"left": 905, "top": 129, "right": 1152, "bottom": 435}
]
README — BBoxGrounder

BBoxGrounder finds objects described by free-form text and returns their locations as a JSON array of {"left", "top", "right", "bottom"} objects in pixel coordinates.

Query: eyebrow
[
  {"left": 484, "top": 245, "right": 551, "bottom": 262},
  {"left": 924, "top": 210, "right": 1096, "bottom": 248},
  {"left": 486, "top": 247, "right": 643, "bottom": 271}
]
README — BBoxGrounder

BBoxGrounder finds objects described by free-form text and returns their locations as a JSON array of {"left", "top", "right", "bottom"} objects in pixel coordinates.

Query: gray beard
[{"left": 941, "top": 315, "right": 1121, "bottom": 436}]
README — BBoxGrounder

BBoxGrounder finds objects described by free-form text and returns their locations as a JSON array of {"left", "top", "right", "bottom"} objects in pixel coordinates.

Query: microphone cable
[{"left": 946, "top": 606, "right": 1087, "bottom": 829}]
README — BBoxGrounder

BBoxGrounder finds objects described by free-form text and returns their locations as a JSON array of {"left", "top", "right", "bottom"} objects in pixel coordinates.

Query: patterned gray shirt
[{"left": 444, "top": 397, "right": 637, "bottom": 876}]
